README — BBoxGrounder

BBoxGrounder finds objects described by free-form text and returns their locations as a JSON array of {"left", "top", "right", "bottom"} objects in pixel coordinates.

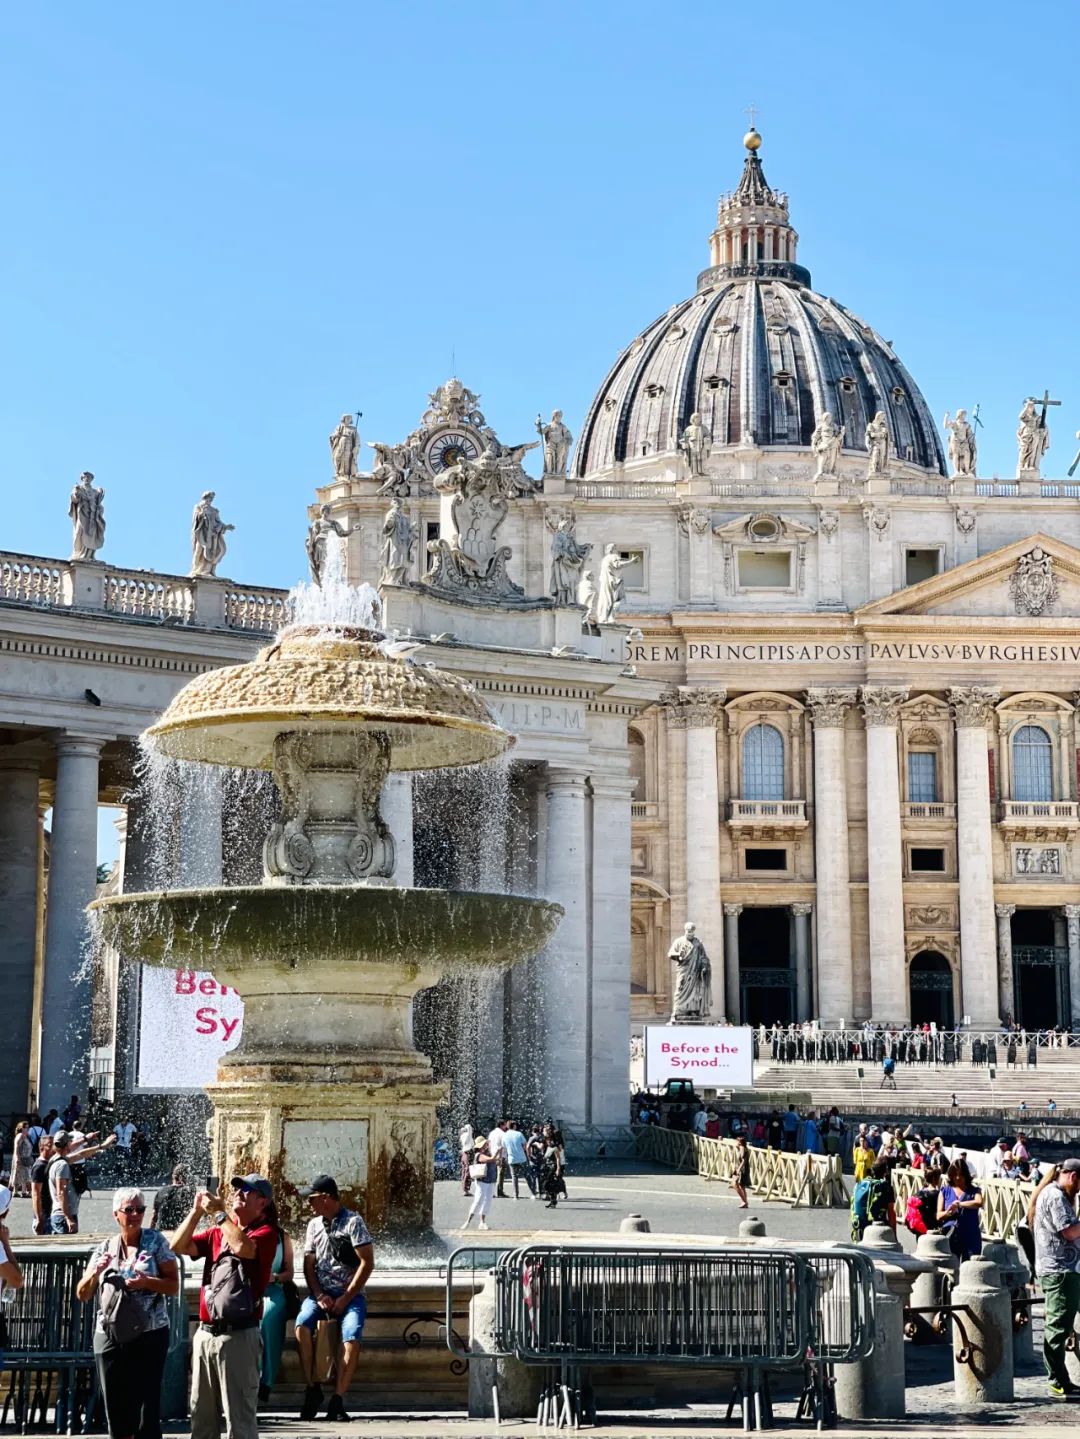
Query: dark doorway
[
  {"left": 1011, "top": 909, "right": 1068, "bottom": 1029},
  {"left": 737, "top": 907, "right": 795, "bottom": 1025},
  {"left": 908, "top": 951, "right": 954, "bottom": 1029}
]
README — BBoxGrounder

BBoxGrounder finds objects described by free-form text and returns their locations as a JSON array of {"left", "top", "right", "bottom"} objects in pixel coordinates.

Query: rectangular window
[
  {"left": 908, "top": 751, "right": 938, "bottom": 803},
  {"left": 617, "top": 548, "right": 647, "bottom": 591},
  {"left": 424, "top": 521, "right": 439, "bottom": 571},
  {"left": 910, "top": 847, "right": 946, "bottom": 872},
  {"left": 905, "top": 549, "right": 941, "bottom": 585},
  {"left": 738, "top": 550, "right": 792, "bottom": 588},
  {"left": 745, "top": 848, "right": 787, "bottom": 871}
]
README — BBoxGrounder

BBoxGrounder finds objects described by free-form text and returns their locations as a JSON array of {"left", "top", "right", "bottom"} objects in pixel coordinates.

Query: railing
[
  {"left": 998, "top": 800, "right": 1080, "bottom": 824},
  {"left": 0, "top": 553, "right": 65, "bottom": 606},
  {"left": 575, "top": 481, "right": 676, "bottom": 500},
  {"left": 728, "top": 798, "right": 807, "bottom": 825},
  {"left": 891, "top": 1165, "right": 1033, "bottom": 1242},
  {"left": 901, "top": 801, "right": 956, "bottom": 820},
  {"left": 634, "top": 1125, "right": 848, "bottom": 1208},
  {"left": 889, "top": 479, "right": 951, "bottom": 496},
  {"left": 0, "top": 550, "right": 289, "bottom": 635},
  {"left": 975, "top": 482, "right": 1019, "bottom": 496},
  {"left": 630, "top": 800, "right": 657, "bottom": 819},
  {"left": 224, "top": 587, "right": 291, "bottom": 631}
]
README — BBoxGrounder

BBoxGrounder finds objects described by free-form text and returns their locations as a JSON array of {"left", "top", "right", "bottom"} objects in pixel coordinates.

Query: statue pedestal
[
  {"left": 813, "top": 473, "right": 840, "bottom": 497},
  {"left": 63, "top": 560, "right": 107, "bottom": 610},
  {"left": 864, "top": 473, "right": 891, "bottom": 496},
  {"left": 1017, "top": 470, "right": 1043, "bottom": 497}
]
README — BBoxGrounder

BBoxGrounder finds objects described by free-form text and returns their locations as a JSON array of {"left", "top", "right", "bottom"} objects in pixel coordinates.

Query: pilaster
[
  {"left": 722, "top": 903, "right": 743, "bottom": 1023},
  {"left": 995, "top": 904, "right": 1016, "bottom": 1025},
  {"left": 589, "top": 774, "right": 635, "bottom": 1124},
  {"left": 0, "top": 753, "right": 43, "bottom": 1116},
  {"left": 807, "top": 688, "right": 858, "bottom": 1023},
  {"left": 860, "top": 687, "right": 908, "bottom": 1022},
  {"left": 1065, "top": 905, "right": 1080, "bottom": 1030},
  {"left": 540, "top": 768, "right": 590, "bottom": 1121},
  {"left": 950, "top": 688, "right": 1000, "bottom": 1029}
]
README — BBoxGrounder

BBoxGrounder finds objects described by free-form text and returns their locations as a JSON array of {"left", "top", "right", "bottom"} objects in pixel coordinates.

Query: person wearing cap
[
  {"left": 169, "top": 1174, "right": 278, "bottom": 1439},
  {"left": 47, "top": 1128, "right": 117, "bottom": 1234},
  {"left": 295, "top": 1173, "right": 375, "bottom": 1423},
  {"left": 1029, "top": 1158, "right": 1080, "bottom": 1400}
]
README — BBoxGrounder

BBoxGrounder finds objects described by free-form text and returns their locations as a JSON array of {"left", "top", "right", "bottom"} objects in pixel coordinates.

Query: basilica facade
[{"left": 320, "top": 129, "right": 1080, "bottom": 1038}]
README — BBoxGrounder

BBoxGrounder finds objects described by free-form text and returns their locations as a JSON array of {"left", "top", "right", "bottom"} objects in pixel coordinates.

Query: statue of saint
[
  {"left": 810, "top": 411, "right": 844, "bottom": 479},
  {"left": 535, "top": 409, "right": 573, "bottom": 477},
  {"left": 864, "top": 410, "right": 890, "bottom": 478},
  {"left": 578, "top": 568, "right": 598, "bottom": 625},
  {"left": 548, "top": 515, "right": 591, "bottom": 606},
  {"left": 329, "top": 414, "right": 359, "bottom": 478},
  {"left": 943, "top": 410, "right": 977, "bottom": 476},
  {"left": 668, "top": 922, "right": 712, "bottom": 1022},
  {"left": 190, "top": 491, "right": 234, "bottom": 578},
  {"left": 679, "top": 412, "right": 710, "bottom": 477},
  {"left": 595, "top": 543, "right": 632, "bottom": 625},
  {"left": 380, "top": 498, "right": 416, "bottom": 586},
  {"left": 1017, "top": 398, "right": 1049, "bottom": 474},
  {"left": 369, "top": 441, "right": 410, "bottom": 497},
  {"left": 68, "top": 471, "right": 106, "bottom": 561},
  {"left": 305, "top": 504, "right": 358, "bottom": 587}
]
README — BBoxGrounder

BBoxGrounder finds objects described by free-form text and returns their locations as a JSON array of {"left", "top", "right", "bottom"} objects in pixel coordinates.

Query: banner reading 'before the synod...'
[
  {"left": 136, "top": 967, "right": 244, "bottom": 1090},
  {"left": 644, "top": 1026, "right": 754, "bottom": 1089}
]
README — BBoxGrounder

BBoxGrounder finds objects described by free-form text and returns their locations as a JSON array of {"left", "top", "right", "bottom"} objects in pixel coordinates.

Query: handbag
[
  {"left": 469, "top": 1162, "right": 488, "bottom": 1181},
  {"left": 281, "top": 1278, "right": 302, "bottom": 1321}
]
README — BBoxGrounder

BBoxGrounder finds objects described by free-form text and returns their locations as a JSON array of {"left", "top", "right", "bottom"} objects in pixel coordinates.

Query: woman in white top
[{"left": 0, "top": 1185, "right": 25, "bottom": 1353}]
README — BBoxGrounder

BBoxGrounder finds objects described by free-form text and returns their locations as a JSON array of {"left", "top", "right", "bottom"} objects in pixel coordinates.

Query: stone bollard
[
  {"left": 834, "top": 1268, "right": 905, "bottom": 1420},
  {"left": 738, "top": 1217, "right": 766, "bottom": 1238},
  {"left": 468, "top": 1270, "right": 543, "bottom": 1420},
  {"left": 619, "top": 1213, "right": 651, "bottom": 1233},
  {"left": 859, "top": 1222, "right": 903, "bottom": 1254},
  {"left": 909, "top": 1232, "right": 958, "bottom": 1344},
  {"left": 982, "top": 1239, "right": 1033, "bottom": 1368},
  {"left": 951, "top": 1257, "right": 1014, "bottom": 1403}
]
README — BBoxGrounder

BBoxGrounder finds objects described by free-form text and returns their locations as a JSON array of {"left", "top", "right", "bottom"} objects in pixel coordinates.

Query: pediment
[{"left": 856, "top": 534, "right": 1080, "bottom": 620}]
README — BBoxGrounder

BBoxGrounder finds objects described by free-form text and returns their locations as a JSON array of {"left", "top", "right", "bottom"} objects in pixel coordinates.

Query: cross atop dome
[{"left": 703, "top": 128, "right": 808, "bottom": 289}]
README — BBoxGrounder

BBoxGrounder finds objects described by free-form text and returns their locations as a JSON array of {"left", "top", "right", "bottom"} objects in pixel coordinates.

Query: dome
[{"left": 574, "top": 137, "right": 947, "bottom": 479}]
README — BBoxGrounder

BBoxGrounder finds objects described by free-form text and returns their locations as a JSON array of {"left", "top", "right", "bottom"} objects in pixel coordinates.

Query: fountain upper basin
[{"left": 91, "top": 885, "right": 563, "bottom": 973}]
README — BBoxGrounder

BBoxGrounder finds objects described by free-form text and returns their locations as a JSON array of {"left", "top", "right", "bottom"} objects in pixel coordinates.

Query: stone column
[
  {"left": 663, "top": 688, "right": 726, "bottom": 1017},
  {"left": 0, "top": 753, "right": 43, "bottom": 1119},
  {"left": 1065, "top": 905, "right": 1080, "bottom": 1029},
  {"left": 723, "top": 903, "right": 743, "bottom": 1023},
  {"left": 806, "top": 690, "right": 858, "bottom": 1023},
  {"left": 380, "top": 773, "right": 414, "bottom": 887},
  {"left": 589, "top": 774, "right": 635, "bottom": 1124},
  {"left": 792, "top": 903, "right": 813, "bottom": 1021},
  {"left": 995, "top": 904, "right": 1016, "bottom": 1026},
  {"left": 40, "top": 734, "right": 104, "bottom": 1106},
  {"left": 540, "top": 768, "right": 590, "bottom": 1121},
  {"left": 950, "top": 688, "right": 1001, "bottom": 1029},
  {"left": 860, "top": 688, "right": 908, "bottom": 1022}
]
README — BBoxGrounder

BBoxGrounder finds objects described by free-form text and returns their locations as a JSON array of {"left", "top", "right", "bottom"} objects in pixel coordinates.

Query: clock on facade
[{"left": 425, "top": 428, "right": 481, "bottom": 474}]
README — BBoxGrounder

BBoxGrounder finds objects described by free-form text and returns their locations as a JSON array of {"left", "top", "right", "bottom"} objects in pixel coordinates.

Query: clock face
[{"left": 426, "top": 428, "right": 480, "bottom": 474}]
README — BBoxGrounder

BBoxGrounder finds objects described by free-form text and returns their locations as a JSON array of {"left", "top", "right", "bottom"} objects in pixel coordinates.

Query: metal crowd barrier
[
  {"left": 446, "top": 1243, "right": 876, "bottom": 1430},
  {"left": 0, "top": 1244, "right": 188, "bottom": 1435}
]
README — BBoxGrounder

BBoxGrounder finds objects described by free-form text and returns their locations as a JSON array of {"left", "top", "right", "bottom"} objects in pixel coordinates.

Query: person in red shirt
[{"left": 169, "top": 1174, "right": 278, "bottom": 1439}]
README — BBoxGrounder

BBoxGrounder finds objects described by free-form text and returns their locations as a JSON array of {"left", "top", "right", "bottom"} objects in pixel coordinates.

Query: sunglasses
[{"left": 118, "top": 1206, "right": 145, "bottom": 1215}]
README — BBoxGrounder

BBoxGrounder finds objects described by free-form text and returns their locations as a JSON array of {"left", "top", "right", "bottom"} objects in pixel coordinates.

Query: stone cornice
[
  {"left": 860, "top": 685, "right": 908, "bottom": 726},
  {"left": 805, "top": 687, "right": 858, "bottom": 728},
  {"left": 949, "top": 686, "right": 1000, "bottom": 728},
  {"left": 0, "top": 634, "right": 219, "bottom": 675}
]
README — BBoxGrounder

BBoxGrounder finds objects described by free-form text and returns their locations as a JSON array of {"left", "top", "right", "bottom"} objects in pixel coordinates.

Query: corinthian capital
[
  {"left": 660, "top": 686, "right": 727, "bottom": 730},
  {"left": 949, "top": 686, "right": 1000, "bottom": 728},
  {"left": 860, "top": 685, "right": 908, "bottom": 727},
  {"left": 994, "top": 902, "right": 1016, "bottom": 919},
  {"left": 805, "top": 687, "right": 858, "bottom": 728}
]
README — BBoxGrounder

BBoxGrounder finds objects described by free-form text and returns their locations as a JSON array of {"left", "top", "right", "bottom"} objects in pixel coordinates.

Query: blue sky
[{"left": 3, "top": 1, "right": 1078, "bottom": 600}]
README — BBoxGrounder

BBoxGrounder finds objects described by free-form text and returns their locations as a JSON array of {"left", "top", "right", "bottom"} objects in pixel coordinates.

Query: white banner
[
  {"left": 136, "top": 967, "right": 244, "bottom": 1091},
  {"left": 644, "top": 1025, "right": 754, "bottom": 1089}
]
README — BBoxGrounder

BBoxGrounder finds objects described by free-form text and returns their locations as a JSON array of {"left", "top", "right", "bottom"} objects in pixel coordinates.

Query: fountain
[{"left": 91, "top": 616, "right": 562, "bottom": 1232}]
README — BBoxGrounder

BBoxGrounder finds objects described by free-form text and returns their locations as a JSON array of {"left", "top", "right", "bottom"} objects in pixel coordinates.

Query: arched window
[
  {"left": 628, "top": 728, "right": 646, "bottom": 800},
  {"left": 742, "top": 723, "right": 784, "bottom": 801},
  {"left": 1012, "top": 724, "right": 1053, "bottom": 802}
]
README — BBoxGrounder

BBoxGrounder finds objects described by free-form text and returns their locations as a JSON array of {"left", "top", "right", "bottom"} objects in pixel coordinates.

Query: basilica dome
[{"left": 574, "top": 134, "right": 947, "bottom": 479}]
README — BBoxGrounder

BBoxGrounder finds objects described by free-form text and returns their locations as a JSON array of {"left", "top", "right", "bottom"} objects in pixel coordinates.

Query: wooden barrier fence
[
  {"left": 634, "top": 1125, "right": 848, "bottom": 1209},
  {"left": 890, "top": 1165, "right": 1035, "bottom": 1241}
]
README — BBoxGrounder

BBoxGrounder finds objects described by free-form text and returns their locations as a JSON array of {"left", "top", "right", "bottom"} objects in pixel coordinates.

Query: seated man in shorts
[{"left": 295, "top": 1173, "right": 375, "bottom": 1423}]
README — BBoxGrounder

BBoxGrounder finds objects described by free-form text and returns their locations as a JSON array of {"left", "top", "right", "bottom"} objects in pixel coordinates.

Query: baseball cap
[
  {"left": 53, "top": 1130, "right": 72, "bottom": 1148},
  {"left": 230, "top": 1174, "right": 273, "bottom": 1201},
  {"left": 1059, "top": 1158, "right": 1080, "bottom": 1175},
  {"left": 299, "top": 1173, "right": 339, "bottom": 1199},
  {"left": 0, "top": 1185, "right": 12, "bottom": 1216}
]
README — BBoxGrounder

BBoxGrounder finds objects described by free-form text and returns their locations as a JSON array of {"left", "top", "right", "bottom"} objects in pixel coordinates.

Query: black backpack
[{"left": 204, "top": 1248, "right": 256, "bottom": 1325}]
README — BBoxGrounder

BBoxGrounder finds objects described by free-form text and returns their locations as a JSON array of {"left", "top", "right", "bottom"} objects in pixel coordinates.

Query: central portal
[
  {"left": 1011, "top": 908, "right": 1069, "bottom": 1030},
  {"left": 737, "top": 906, "right": 795, "bottom": 1025}
]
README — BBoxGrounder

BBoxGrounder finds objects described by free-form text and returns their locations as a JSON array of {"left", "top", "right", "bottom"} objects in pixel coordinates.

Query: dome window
[
  {"left": 774, "top": 371, "right": 794, "bottom": 390},
  {"left": 645, "top": 383, "right": 665, "bottom": 400},
  {"left": 604, "top": 396, "right": 617, "bottom": 412},
  {"left": 747, "top": 514, "right": 782, "bottom": 542},
  {"left": 839, "top": 377, "right": 857, "bottom": 395},
  {"left": 891, "top": 386, "right": 906, "bottom": 404},
  {"left": 703, "top": 375, "right": 728, "bottom": 391}
]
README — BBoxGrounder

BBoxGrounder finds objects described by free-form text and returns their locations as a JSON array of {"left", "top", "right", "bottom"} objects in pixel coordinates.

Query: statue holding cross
[{"left": 1017, "top": 390, "right": 1058, "bottom": 475}]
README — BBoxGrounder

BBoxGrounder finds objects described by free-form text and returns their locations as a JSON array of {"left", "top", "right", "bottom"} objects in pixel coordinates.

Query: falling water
[{"left": 287, "top": 530, "right": 382, "bottom": 631}]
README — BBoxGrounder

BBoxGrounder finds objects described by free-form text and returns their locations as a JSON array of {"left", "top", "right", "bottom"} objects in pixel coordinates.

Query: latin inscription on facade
[
  {"left": 487, "top": 699, "right": 584, "bottom": 733},
  {"left": 628, "top": 640, "right": 1080, "bottom": 667}
]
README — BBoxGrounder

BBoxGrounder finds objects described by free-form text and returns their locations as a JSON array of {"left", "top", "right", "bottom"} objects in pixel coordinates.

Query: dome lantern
[{"left": 702, "top": 129, "right": 809, "bottom": 290}]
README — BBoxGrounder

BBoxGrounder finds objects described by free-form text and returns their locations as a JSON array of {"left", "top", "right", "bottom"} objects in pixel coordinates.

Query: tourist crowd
[
  {"left": 758, "top": 1021, "right": 1064, "bottom": 1067},
  {"left": 457, "top": 1118, "right": 568, "bottom": 1228}
]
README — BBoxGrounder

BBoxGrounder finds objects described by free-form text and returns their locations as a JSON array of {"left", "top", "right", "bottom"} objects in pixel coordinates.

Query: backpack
[
  {"left": 204, "top": 1247, "right": 256, "bottom": 1325},
  {"left": 904, "top": 1191, "right": 929, "bottom": 1236},
  {"left": 98, "top": 1241, "right": 151, "bottom": 1347},
  {"left": 852, "top": 1177, "right": 891, "bottom": 1228},
  {"left": 70, "top": 1164, "right": 91, "bottom": 1197}
]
